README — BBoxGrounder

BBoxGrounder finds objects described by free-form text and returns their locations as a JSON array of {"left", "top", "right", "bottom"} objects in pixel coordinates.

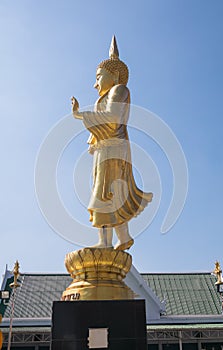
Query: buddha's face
[{"left": 94, "top": 68, "right": 116, "bottom": 96}]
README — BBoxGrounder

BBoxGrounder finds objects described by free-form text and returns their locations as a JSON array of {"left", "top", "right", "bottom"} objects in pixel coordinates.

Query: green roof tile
[
  {"left": 141, "top": 273, "right": 221, "bottom": 315},
  {"left": 1, "top": 272, "right": 221, "bottom": 318},
  {"left": 2, "top": 274, "right": 72, "bottom": 318}
]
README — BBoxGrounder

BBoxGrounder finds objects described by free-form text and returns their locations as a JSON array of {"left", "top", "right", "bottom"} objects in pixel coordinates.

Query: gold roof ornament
[
  {"left": 97, "top": 35, "right": 129, "bottom": 85},
  {"left": 214, "top": 261, "right": 222, "bottom": 275},
  {"left": 213, "top": 261, "right": 223, "bottom": 285},
  {"left": 9, "top": 260, "right": 20, "bottom": 289}
]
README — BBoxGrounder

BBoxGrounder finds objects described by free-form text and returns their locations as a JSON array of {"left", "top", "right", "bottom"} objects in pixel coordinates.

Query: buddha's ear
[{"left": 113, "top": 70, "right": 119, "bottom": 85}]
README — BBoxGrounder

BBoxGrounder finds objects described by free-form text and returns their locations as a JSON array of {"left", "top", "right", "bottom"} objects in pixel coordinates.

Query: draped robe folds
[{"left": 81, "top": 84, "right": 153, "bottom": 228}]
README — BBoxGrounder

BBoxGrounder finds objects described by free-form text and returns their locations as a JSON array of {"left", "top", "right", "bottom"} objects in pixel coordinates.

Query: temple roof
[
  {"left": 1, "top": 273, "right": 71, "bottom": 318},
  {"left": 0, "top": 271, "right": 221, "bottom": 320},
  {"left": 142, "top": 272, "right": 221, "bottom": 316}
]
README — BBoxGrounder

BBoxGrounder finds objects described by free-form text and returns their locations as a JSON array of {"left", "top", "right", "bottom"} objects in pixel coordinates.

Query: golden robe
[{"left": 82, "top": 84, "right": 152, "bottom": 227}]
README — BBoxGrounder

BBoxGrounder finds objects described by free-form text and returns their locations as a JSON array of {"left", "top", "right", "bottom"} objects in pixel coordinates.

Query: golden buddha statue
[{"left": 72, "top": 36, "right": 153, "bottom": 251}]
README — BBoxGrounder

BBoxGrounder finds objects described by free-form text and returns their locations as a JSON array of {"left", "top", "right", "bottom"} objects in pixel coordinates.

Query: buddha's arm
[
  {"left": 73, "top": 111, "right": 83, "bottom": 120},
  {"left": 76, "top": 85, "right": 129, "bottom": 125}
]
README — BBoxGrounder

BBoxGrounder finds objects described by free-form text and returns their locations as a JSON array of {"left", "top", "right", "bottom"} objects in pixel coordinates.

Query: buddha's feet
[
  {"left": 114, "top": 239, "right": 134, "bottom": 251},
  {"left": 90, "top": 242, "right": 113, "bottom": 249}
]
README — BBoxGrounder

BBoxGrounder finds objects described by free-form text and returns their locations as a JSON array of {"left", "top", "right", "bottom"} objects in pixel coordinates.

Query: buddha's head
[{"left": 94, "top": 36, "right": 129, "bottom": 96}]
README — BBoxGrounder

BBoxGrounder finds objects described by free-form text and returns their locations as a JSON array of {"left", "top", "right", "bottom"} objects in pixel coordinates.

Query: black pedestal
[{"left": 51, "top": 300, "right": 147, "bottom": 350}]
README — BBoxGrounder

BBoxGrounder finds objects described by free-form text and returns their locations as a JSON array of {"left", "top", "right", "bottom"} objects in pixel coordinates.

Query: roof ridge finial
[{"left": 109, "top": 35, "right": 119, "bottom": 59}]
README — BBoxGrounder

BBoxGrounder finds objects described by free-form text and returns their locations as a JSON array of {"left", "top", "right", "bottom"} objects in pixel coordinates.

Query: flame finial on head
[
  {"left": 97, "top": 36, "right": 129, "bottom": 85},
  {"left": 109, "top": 35, "right": 119, "bottom": 59}
]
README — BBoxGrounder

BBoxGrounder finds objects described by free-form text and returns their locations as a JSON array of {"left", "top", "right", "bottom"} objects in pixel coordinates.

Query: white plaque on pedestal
[{"left": 88, "top": 328, "right": 108, "bottom": 348}]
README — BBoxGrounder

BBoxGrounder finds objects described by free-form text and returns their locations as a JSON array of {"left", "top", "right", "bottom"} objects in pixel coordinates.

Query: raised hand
[{"left": 71, "top": 96, "right": 79, "bottom": 112}]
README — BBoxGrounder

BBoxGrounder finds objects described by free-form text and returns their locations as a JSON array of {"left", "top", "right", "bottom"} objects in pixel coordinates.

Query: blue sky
[{"left": 0, "top": 0, "right": 223, "bottom": 275}]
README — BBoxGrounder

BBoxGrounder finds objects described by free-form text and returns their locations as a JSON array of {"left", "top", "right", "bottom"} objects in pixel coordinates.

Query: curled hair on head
[
  {"left": 97, "top": 36, "right": 129, "bottom": 85},
  {"left": 97, "top": 58, "right": 129, "bottom": 85}
]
